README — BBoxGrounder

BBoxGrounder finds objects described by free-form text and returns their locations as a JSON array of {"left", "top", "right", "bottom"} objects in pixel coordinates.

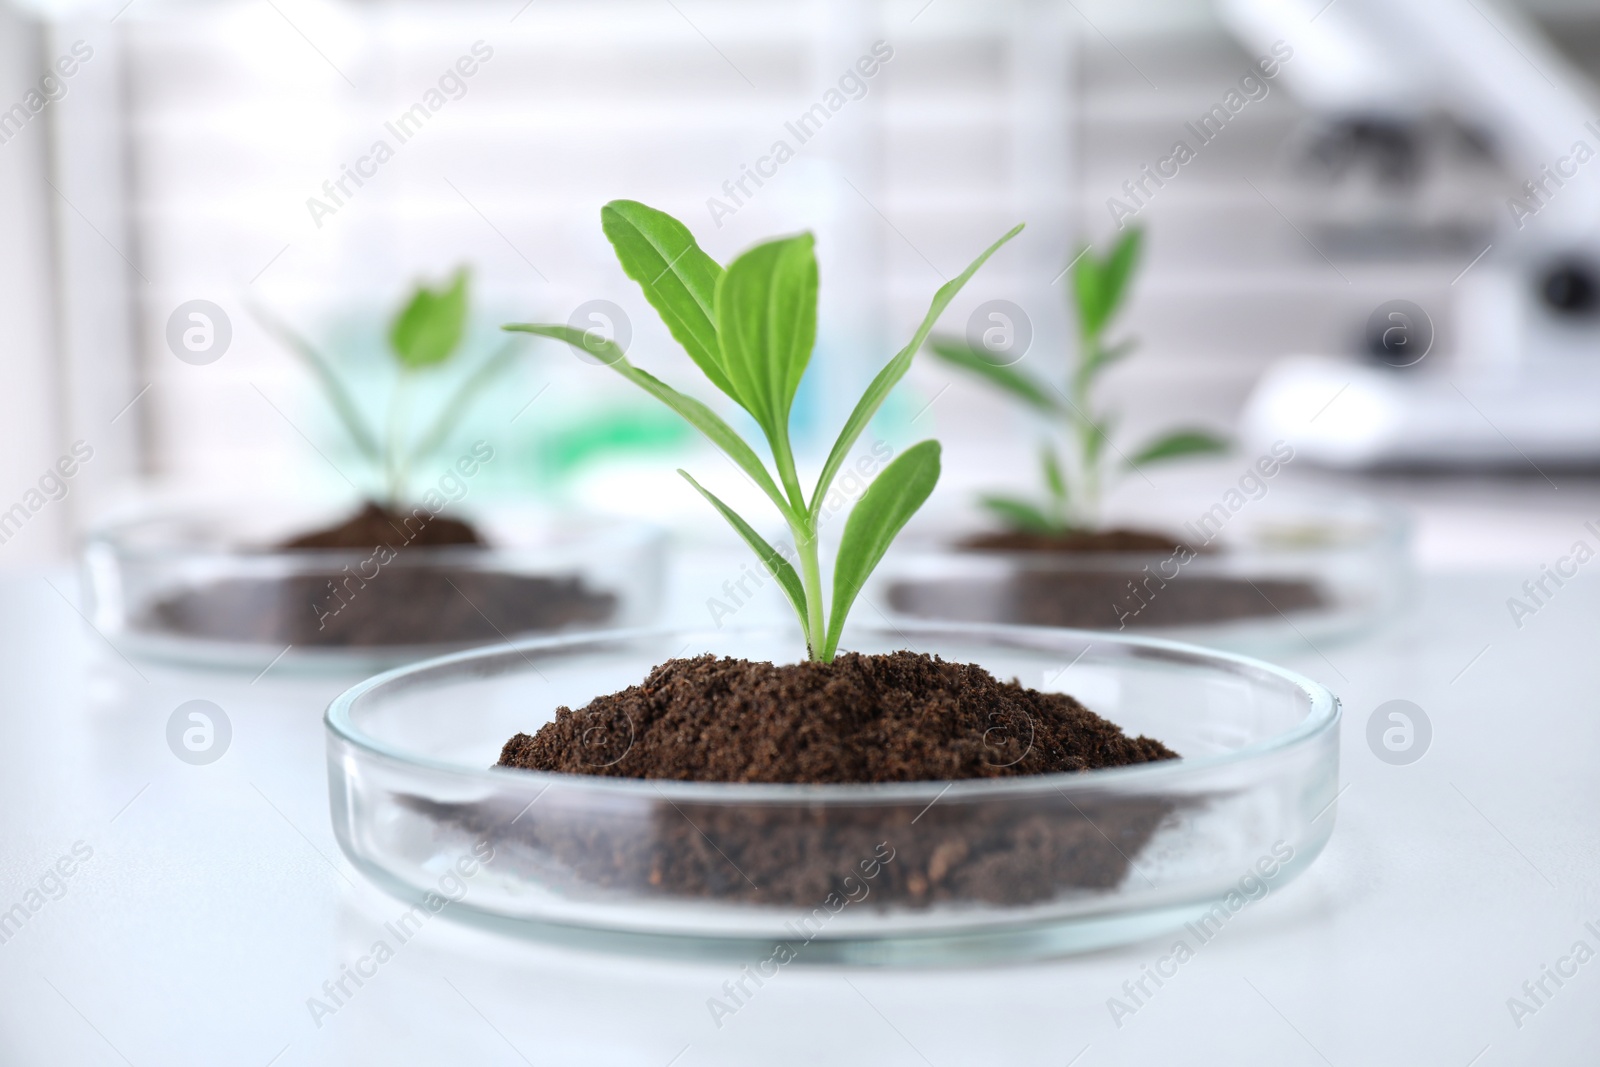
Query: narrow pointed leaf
[
  {"left": 1040, "top": 445, "right": 1068, "bottom": 505},
  {"left": 251, "top": 303, "right": 381, "bottom": 464},
  {"left": 715, "top": 233, "right": 818, "bottom": 438},
  {"left": 600, "top": 200, "right": 736, "bottom": 399},
  {"left": 1074, "top": 228, "right": 1142, "bottom": 339},
  {"left": 391, "top": 268, "right": 469, "bottom": 369},
  {"left": 927, "top": 337, "right": 1058, "bottom": 413},
  {"left": 407, "top": 338, "right": 521, "bottom": 468},
  {"left": 1082, "top": 415, "right": 1114, "bottom": 468},
  {"left": 823, "top": 440, "right": 941, "bottom": 659},
  {"left": 811, "top": 223, "right": 1023, "bottom": 521},
  {"left": 1075, "top": 337, "right": 1136, "bottom": 396},
  {"left": 1125, "top": 428, "right": 1229, "bottom": 468},
  {"left": 1101, "top": 228, "right": 1143, "bottom": 325},
  {"left": 679, "top": 470, "right": 809, "bottom": 642},
  {"left": 503, "top": 323, "right": 796, "bottom": 523},
  {"left": 1071, "top": 245, "right": 1104, "bottom": 339},
  {"left": 978, "top": 494, "right": 1057, "bottom": 535}
]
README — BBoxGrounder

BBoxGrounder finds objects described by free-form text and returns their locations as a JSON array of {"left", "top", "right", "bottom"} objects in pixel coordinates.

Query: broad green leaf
[
  {"left": 390, "top": 268, "right": 469, "bottom": 369},
  {"left": 810, "top": 223, "right": 1024, "bottom": 522},
  {"left": 978, "top": 494, "right": 1057, "bottom": 535},
  {"left": 823, "top": 440, "right": 941, "bottom": 659},
  {"left": 1040, "top": 445, "right": 1068, "bottom": 505},
  {"left": 1125, "top": 428, "right": 1229, "bottom": 468},
  {"left": 503, "top": 323, "right": 797, "bottom": 523},
  {"left": 679, "top": 470, "right": 810, "bottom": 644},
  {"left": 714, "top": 233, "right": 818, "bottom": 440},
  {"left": 927, "top": 337, "right": 1058, "bottom": 414},
  {"left": 251, "top": 303, "right": 381, "bottom": 464},
  {"left": 600, "top": 200, "right": 735, "bottom": 399}
]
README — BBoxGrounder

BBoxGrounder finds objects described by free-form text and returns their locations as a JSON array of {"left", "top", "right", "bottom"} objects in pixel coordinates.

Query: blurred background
[{"left": 3, "top": 0, "right": 1598, "bottom": 567}]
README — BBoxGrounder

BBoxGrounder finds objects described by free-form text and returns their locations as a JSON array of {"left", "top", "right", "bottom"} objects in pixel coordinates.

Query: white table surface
[{"left": 0, "top": 553, "right": 1596, "bottom": 1067}]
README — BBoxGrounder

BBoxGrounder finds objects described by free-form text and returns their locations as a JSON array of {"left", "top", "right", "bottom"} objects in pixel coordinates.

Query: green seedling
[
  {"left": 928, "top": 227, "right": 1227, "bottom": 534},
  {"left": 254, "top": 269, "right": 520, "bottom": 507},
  {"left": 507, "top": 201, "right": 1021, "bottom": 661}
]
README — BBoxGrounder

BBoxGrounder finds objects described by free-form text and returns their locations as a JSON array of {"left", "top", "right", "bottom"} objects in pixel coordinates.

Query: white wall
[{"left": 0, "top": 6, "right": 67, "bottom": 564}]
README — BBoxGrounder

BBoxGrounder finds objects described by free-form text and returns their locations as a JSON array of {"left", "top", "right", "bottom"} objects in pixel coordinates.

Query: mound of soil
[
  {"left": 476, "top": 652, "right": 1179, "bottom": 908},
  {"left": 280, "top": 501, "right": 483, "bottom": 549},
  {"left": 141, "top": 503, "right": 617, "bottom": 648},
  {"left": 499, "top": 651, "right": 1175, "bottom": 783}
]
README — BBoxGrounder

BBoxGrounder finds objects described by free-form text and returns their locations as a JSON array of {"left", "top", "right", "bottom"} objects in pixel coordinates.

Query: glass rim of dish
[{"left": 324, "top": 621, "right": 1340, "bottom": 802}]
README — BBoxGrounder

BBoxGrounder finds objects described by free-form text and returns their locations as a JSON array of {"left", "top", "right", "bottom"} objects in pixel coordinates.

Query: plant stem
[
  {"left": 1081, "top": 453, "right": 1100, "bottom": 527},
  {"left": 770, "top": 426, "right": 827, "bottom": 659},
  {"left": 386, "top": 371, "right": 412, "bottom": 508},
  {"left": 1050, "top": 462, "right": 1068, "bottom": 530},
  {"left": 1070, "top": 335, "right": 1101, "bottom": 529},
  {"left": 792, "top": 518, "right": 827, "bottom": 661}
]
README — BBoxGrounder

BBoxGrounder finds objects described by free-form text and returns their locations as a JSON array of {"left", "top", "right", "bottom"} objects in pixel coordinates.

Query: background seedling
[
  {"left": 254, "top": 269, "right": 520, "bottom": 508},
  {"left": 507, "top": 200, "right": 1021, "bottom": 661},
  {"left": 928, "top": 228, "right": 1227, "bottom": 534}
]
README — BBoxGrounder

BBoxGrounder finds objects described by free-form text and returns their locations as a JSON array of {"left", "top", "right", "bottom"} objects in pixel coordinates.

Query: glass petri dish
[
  {"left": 83, "top": 506, "right": 664, "bottom": 672},
  {"left": 325, "top": 623, "right": 1340, "bottom": 964},
  {"left": 878, "top": 491, "right": 1409, "bottom": 652}
]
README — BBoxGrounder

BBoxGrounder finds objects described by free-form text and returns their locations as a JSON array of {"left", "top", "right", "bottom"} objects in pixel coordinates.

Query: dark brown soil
[
  {"left": 498, "top": 652, "right": 1176, "bottom": 783},
  {"left": 890, "top": 572, "right": 1324, "bottom": 630},
  {"left": 474, "top": 652, "right": 1180, "bottom": 908},
  {"left": 141, "top": 503, "right": 617, "bottom": 648},
  {"left": 280, "top": 501, "right": 483, "bottom": 549},
  {"left": 961, "top": 527, "right": 1192, "bottom": 554}
]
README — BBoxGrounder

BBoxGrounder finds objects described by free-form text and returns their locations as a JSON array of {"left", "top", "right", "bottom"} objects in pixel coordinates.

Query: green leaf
[
  {"left": 1040, "top": 445, "right": 1067, "bottom": 505},
  {"left": 503, "top": 323, "right": 798, "bottom": 524},
  {"left": 810, "top": 222, "right": 1024, "bottom": 522},
  {"left": 927, "top": 337, "right": 1058, "bottom": 414},
  {"left": 978, "top": 494, "right": 1057, "bottom": 534},
  {"left": 1101, "top": 228, "right": 1143, "bottom": 323},
  {"left": 679, "top": 469, "right": 810, "bottom": 645},
  {"left": 390, "top": 268, "right": 469, "bottom": 369},
  {"left": 714, "top": 233, "right": 818, "bottom": 441},
  {"left": 1072, "top": 228, "right": 1142, "bottom": 340},
  {"left": 1125, "top": 428, "right": 1229, "bottom": 468},
  {"left": 600, "top": 200, "right": 736, "bottom": 399},
  {"left": 1071, "top": 247, "right": 1103, "bottom": 339},
  {"left": 823, "top": 440, "right": 941, "bottom": 659}
]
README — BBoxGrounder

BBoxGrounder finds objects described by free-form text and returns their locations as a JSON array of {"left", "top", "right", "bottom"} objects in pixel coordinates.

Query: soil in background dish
[
  {"left": 890, "top": 572, "right": 1324, "bottom": 630},
  {"left": 143, "top": 502, "right": 617, "bottom": 648},
  {"left": 481, "top": 651, "right": 1179, "bottom": 907},
  {"left": 960, "top": 527, "right": 1191, "bottom": 554},
  {"left": 906, "top": 525, "right": 1325, "bottom": 629}
]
